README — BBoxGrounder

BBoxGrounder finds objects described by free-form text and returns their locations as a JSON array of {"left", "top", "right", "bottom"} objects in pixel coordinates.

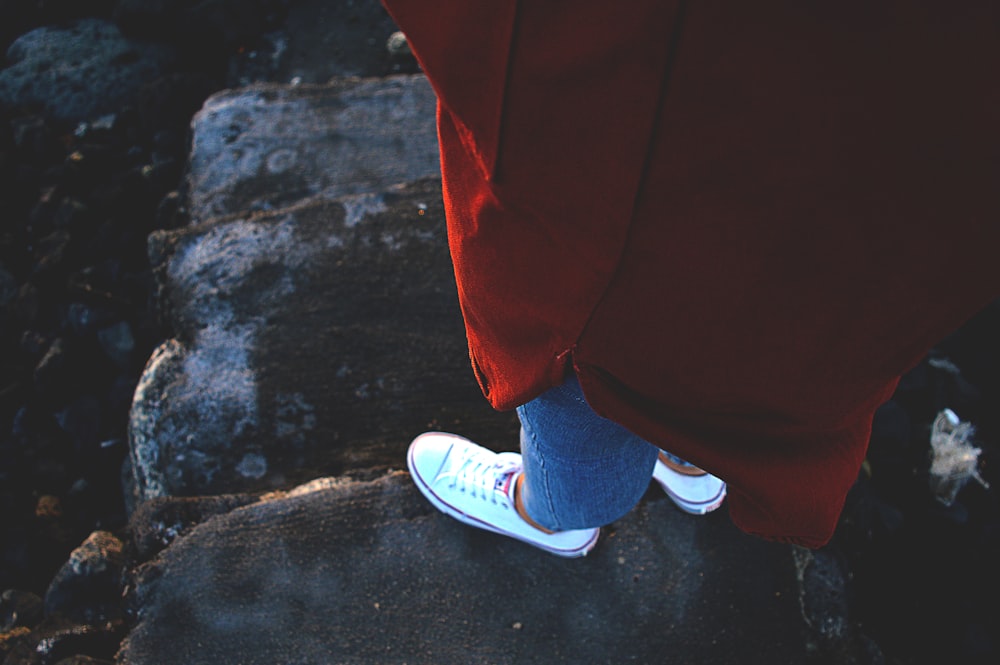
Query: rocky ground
[
  {"left": 0, "top": 1, "right": 997, "bottom": 664},
  {"left": 0, "top": 1, "right": 407, "bottom": 662}
]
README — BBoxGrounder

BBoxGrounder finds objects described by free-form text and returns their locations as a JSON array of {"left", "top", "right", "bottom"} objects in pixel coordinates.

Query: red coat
[{"left": 383, "top": 0, "right": 1000, "bottom": 547}]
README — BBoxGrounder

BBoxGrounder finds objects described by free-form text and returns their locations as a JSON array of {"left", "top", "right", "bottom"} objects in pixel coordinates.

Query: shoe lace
[{"left": 450, "top": 449, "right": 521, "bottom": 507}]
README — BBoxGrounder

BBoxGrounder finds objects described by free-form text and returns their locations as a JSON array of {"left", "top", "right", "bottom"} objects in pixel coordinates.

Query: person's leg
[
  {"left": 407, "top": 373, "right": 725, "bottom": 557},
  {"left": 406, "top": 373, "right": 657, "bottom": 557},
  {"left": 515, "top": 373, "right": 660, "bottom": 531}
]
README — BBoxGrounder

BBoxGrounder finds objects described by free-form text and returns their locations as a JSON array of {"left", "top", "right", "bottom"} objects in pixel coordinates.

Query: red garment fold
[{"left": 383, "top": 0, "right": 1000, "bottom": 547}]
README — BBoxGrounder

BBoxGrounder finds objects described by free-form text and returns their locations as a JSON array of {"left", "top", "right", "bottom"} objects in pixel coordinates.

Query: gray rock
[
  {"left": 129, "top": 179, "right": 509, "bottom": 500},
  {"left": 44, "top": 531, "right": 125, "bottom": 623},
  {"left": 117, "top": 472, "right": 831, "bottom": 665},
  {"left": 0, "top": 19, "right": 177, "bottom": 124},
  {"left": 32, "top": 230, "right": 73, "bottom": 279},
  {"left": 386, "top": 31, "right": 411, "bottom": 57},
  {"left": 125, "top": 74, "right": 445, "bottom": 499},
  {"left": 34, "top": 337, "right": 70, "bottom": 397},
  {"left": 19, "top": 330, "right": 50, "bottom": 359},
  {"left": 186, "top": 75, "right": 438, "bottom": 222}
]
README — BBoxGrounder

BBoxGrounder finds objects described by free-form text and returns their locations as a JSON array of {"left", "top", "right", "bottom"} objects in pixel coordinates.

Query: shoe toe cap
[{"left": 407, "top": 432, "right": 463, "bottom": 480}]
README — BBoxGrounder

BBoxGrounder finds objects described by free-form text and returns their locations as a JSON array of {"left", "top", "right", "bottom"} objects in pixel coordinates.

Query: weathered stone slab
[
  {"left": 0, "top": 19, "right": 178, "bottom": 124},
  {"left": 118, "top": 472, "right": 840, "bottom": 665},
  {"left": 128, "top": 179, "right": 515, "bottom": 501},
  {"left": 186, "top": 75, "right": 439, "bottom": 222}
]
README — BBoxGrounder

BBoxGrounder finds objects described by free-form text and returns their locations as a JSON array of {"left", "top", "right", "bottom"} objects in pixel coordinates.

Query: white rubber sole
[
  {"left": 652, "top": 461, "right": 727, "bottom": 515},
  {"left": 407, "top": 433, "right": 600, "bottom": 558}
]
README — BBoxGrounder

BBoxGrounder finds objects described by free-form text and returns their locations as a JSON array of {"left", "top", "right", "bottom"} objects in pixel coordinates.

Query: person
[
  {"left": 408, "top": 375, "right": 726, "bottom": 557},
  {"left": 382, "top": 0, "right": 1000, "bottom": 553}
]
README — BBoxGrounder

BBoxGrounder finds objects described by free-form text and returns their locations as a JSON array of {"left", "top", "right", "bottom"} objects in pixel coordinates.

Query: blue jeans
[{"left": 516, "top": 374, "right": 661, "bottom": 531}]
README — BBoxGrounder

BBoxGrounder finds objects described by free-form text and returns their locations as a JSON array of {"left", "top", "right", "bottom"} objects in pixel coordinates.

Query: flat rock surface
[
  {"left": 119, "top": 472, "right": 821, "bottom": 665},
  {"left": 120, "top": 61, "right": 870, "bottom": 665},
  {"left": 186, "top": 75, "right": 438, "bottom": 222},
  {"left": 129, "top": 178, "right": 513, "bottom": 501}
]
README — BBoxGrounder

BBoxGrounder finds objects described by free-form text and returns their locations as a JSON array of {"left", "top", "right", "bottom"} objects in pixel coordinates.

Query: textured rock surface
[
  {"left": 0, "top": 19, "right": 177, "bottom": 123},
  {"left": 186, "top": 75, "right": 438, "bottom": 222},
  {"left": 128, "top": 178, "right": 510, "bottom": 500},
  {"left": 119, "top": 472, "right": 829, "bottom": 665},
  {"left": 44, "top": 531, "right": 125, "bottom": 623}
]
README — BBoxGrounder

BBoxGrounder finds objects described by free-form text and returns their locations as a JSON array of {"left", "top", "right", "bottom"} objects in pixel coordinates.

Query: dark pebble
[
  {"left": 44, "top": 531, "right": 125, "bottom": 624},
  {"left": 31, "top": 231, "right": 75, "bottom": 282},
  {"left": 33, "top": 338, "right": 71, "bottom": 398},
  {"left": 18, "top": 330, "right": 50, "bottom": 360}
]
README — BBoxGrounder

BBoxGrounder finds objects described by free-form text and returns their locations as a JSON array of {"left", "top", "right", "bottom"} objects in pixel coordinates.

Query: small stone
[
  {"left": 386, "top": 31, "right": 411, "bottom": 57},
  {"left": 32, "top": 230, "right": 74, "bottom": 280},
  {"left": 0, "top": 625, "right": 32, "bottom": 655},
  {"left": 44, "top": 531, "right": 125, "bottom": 623},
  {"left": 34, "top": 622, "right": 124, "bottom": 664},
  {"left": 35, "top": 495, "right": 63, "bottom": 520},
  {"left": 235, "top": 452, "right": 268, "bottom": 480},
  {"left": 34, "top": 337, "right": 70, "bottom": 396},
  {"left": 19, "top": 330, "right": 50, "bottom": 358}
]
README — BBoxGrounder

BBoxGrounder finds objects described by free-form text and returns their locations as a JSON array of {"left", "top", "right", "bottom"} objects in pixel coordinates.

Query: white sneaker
[
  {"left": 652, "top": 451, "right": 727, "bottom": 515},
  {"left": 406, "top": 432, "right": 600, "bottom": 558}
]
